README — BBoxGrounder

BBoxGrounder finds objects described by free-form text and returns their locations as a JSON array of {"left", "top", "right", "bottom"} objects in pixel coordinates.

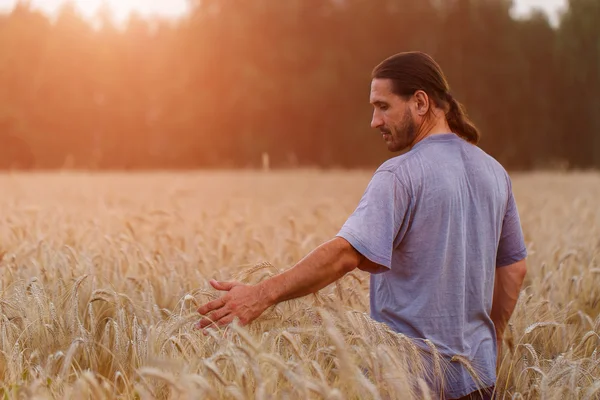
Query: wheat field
[{"left": 0, "top": 170, "right": 598, "bottom": 400}]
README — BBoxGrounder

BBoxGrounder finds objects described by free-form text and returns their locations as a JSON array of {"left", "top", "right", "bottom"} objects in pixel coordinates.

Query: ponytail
[{"left": 445, "top": 93, "right": 481, "bottom": 145}]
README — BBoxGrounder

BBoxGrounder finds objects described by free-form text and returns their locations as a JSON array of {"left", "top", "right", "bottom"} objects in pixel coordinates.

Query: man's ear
[{"left": 413, "top": 90, "right": 430, "bottom": 116}]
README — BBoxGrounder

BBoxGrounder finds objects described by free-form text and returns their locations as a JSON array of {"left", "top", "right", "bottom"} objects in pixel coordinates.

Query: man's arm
[
  {"left": 260, "top": 237, "right": 365, "bottom": 304},
  {"left": 196, "top": 170, "right": 406, "bottom": 331},
  {"left": 490, "top": 259, "right": 527, "bottom": 341},
  {"left": 493, "top": 174, "right": 528, "bottom": 343},
  {"left": 195, "top": 237, "right": 367, "bottom": 330}
]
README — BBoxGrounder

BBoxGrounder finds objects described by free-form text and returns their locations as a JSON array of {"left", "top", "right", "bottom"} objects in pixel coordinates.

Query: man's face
[{"left": 370, "top": 78, "right": 417, "bottom": 152}]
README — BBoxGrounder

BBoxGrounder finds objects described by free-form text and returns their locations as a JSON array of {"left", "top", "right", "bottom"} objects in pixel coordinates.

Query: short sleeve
[
  {"left": 496, "top": 181, "right": 528, "bottom": 268},
  {"left": 336, "top": 171, "right": 410, "bottom": 271}
]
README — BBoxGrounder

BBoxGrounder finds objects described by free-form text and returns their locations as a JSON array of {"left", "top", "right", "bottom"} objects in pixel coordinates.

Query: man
[{"left": 195, "top": 52, "right": 528, "bottom": 400}]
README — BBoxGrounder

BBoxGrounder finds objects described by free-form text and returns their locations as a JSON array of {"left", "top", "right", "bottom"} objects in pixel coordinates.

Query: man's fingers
[
  {"left": 196, "top": 308, "right": 231, "bottom": 330},
  {"left": 215, "top": 314, "right": 236, "bottom": 328},
  {"left": 197, "top": 296, "right": 226, "bottom": 315},
  {"left": 205, "top": 307, "right": 231, "bottom": 326},
  {"left": 210, "top": 280, "right": 242, "bottom": 291}
]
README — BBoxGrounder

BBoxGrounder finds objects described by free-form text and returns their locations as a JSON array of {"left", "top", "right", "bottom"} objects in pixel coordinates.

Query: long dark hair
[{"left": 372, "top": 52, "right": 480, "bottom": 144}]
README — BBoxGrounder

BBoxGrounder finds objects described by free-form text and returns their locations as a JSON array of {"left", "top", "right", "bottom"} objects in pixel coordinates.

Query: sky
[
  {"left": 0, "top": 0, "right": 567, "bottom": 25},
  {"left": 511, "top": 0, "right": 566, "bottom": 24},
  {"left": 0, "top": 0, "right": 189, "bottom": 22}
]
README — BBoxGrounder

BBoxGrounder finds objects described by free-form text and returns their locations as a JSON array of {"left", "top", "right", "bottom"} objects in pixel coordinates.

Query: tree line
[{"left": 0, "top": 0, "right": 598, "bottom": 170}]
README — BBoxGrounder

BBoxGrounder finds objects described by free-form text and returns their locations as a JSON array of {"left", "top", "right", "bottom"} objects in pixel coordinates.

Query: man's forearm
[
  {"left": 257, "top": 237, "right": 363, "bottom": 307},
  {"left": 490, "top": 259, "right": 527, "bottom": 339}
]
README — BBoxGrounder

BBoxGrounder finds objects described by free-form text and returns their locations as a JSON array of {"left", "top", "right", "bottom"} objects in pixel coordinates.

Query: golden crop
[{"left": 0, "top": 171, "right": 598, "bottom": 399}]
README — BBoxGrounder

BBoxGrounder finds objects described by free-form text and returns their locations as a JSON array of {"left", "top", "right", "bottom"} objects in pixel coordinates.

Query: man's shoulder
[
  {"left": 372, "top": 149, "right": 426, "bottom": 188},
  {"left": 469, "top": 144, "right": 512, "bottom": 183},
  {"left": 375, "top": 152, "right": 415, "bottom": 176},
  {"left": 469, "top": 142, "right": 508, "bottom": 170}
]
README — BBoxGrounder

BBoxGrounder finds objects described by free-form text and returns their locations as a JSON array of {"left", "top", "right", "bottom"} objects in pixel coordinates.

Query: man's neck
[{"left": 411, "top": 117, "right": 453, "bottom": 148}]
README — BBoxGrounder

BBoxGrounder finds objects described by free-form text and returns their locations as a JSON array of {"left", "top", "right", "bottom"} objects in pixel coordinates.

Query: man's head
[{"left": 370, "top": 51, "right": 480, "bottom": 152}]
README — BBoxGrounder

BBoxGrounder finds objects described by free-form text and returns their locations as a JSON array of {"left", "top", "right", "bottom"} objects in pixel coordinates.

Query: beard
[{"left": 381, "top": 107, "right": 417, "bottom": 152}]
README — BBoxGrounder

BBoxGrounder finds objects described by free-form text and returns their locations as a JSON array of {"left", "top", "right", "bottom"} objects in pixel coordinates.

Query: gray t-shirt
[{"left": 337, "top": 133, "right": 527, "bottom": 398}]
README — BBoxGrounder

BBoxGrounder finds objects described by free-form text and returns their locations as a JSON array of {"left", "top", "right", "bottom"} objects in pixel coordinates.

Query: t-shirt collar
[{"left": 411, "top": 132, "right": 458, "bottom": 151}]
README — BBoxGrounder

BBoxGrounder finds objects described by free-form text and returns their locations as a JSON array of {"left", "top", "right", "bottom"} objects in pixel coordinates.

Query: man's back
[{"left": 337, "top": 133, "right": 527, "bottom": 398}]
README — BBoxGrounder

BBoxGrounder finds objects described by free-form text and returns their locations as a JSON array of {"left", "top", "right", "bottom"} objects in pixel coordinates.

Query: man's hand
[
  {"left": 194, "top": 237, "right": 365, "bottom": 332},
  {"left": 195, "top": 280, "right": 272, "bottom": 331}
]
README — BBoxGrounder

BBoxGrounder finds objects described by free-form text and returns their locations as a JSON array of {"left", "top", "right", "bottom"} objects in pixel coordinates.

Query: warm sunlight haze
[
  {"left": 0, "top": 0, "right": 597, "bottom": 399},
  {"left": 0, "top": 0, "right": 188, "bottom": 21},
  {"left": 0, "top": 0, "right": 566, "bottom": 22}
]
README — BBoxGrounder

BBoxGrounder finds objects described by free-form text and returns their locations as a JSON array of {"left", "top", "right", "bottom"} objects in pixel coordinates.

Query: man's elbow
[
  {"left": 515, "top": 259, "right": 528, "bottom": 281},
  {"left": 504, "top": 258, "right": 528, "bottom": 287},
  {"left": 333, "top": 238, "right": 363, "bottom": 275}
]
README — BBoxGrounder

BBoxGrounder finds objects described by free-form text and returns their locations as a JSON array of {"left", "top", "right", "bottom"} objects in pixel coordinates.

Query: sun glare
[{"left": 11, "top": 0, "right": 188, "bottom": 22}]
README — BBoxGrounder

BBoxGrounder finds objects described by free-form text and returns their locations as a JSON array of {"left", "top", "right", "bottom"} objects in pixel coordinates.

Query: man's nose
[{"left": 371, "top": 112, "right": 383, "bottom": 129}]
